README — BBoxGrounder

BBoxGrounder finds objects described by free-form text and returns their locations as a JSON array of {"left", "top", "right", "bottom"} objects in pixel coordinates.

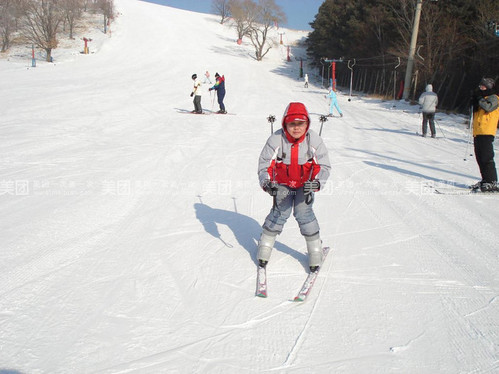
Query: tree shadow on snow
[
  {"left": 194, "top": 202, "right": 307, "bottom": 269},
  {"left": 353, "top": 148, "right": 475, "bottom": 185}
]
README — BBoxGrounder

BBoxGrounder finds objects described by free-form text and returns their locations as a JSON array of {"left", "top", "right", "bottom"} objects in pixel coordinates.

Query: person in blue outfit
[
  {"left": 326, "top": 87, "right": 343, "bottom": 117},
  {"left": 209, "top": 73, "right": 226, "bottom": 114}
]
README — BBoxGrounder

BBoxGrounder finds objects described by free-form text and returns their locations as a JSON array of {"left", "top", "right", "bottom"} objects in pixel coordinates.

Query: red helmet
[{"left": 281, "top": 102, "right": 310, "bottom": 129}]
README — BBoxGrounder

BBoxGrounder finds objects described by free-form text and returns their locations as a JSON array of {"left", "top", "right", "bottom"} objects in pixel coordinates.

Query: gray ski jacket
[{"left": 258, "top": 129, "right": 331, "bottom": 189}]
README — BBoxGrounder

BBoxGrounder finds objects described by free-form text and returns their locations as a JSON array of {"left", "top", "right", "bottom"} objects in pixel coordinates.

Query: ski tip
[
  {"left": 293, "top": 297, "right": 305, "bottom": 302},
  {"left": 256, "top": 293, "right": 268, "bottom": 298}
]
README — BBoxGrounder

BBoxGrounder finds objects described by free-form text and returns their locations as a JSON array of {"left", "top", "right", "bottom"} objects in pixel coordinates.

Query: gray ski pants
[
  {"left": 262, "top": 185, "right": 319, "bottom": 236},
  {"left": 193, "top": 95, "right": 202, "bottom": 112}
]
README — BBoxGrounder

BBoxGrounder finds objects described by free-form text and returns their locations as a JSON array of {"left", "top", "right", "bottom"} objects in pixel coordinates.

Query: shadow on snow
[{"left": 194, "top": 202, "right": 307, "bottom": 269}]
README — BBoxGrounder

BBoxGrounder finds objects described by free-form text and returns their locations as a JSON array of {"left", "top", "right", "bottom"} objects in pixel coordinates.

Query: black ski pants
[
  {"left": 422, "top": 112, "right": 436, "bottom": 136},
  {"left": 474, "top": 135, "right": 498, "bottom": 183}
]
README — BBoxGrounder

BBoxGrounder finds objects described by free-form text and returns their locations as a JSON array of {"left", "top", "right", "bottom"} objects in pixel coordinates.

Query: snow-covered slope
[{"left": 0, "top": 0, "right": 498, "bottom": 373}]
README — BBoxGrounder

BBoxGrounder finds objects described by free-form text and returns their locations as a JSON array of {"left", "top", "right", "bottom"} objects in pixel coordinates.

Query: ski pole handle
[
  {"left": 319, "top": 115, "right": 327, "bottom": 136},
  {"left": 267, "top": 115, "right": 276, "bottom": 134}
]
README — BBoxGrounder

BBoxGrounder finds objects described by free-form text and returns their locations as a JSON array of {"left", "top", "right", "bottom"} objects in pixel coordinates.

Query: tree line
[
  {"left": 0, "top": 0, "right": 115, "bottom": 61},
  {"left": 306, "top": 0, "right": 499, "bottom": 113}
]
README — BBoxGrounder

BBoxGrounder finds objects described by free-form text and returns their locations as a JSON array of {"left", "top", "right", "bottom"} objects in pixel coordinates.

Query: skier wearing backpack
[
  {"left": 256, "top": 102, "right": 331, "bottom": 271},
  {"left": 209, "top": 73, "right": 226, "bottom": 114}
]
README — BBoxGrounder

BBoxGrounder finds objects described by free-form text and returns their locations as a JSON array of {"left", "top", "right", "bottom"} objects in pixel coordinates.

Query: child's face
[{"left": 286, "top": 121, "right": 308, "bottom": 140}]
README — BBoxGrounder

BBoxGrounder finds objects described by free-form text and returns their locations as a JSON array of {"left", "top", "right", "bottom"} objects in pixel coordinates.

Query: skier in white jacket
[
  {"left": 190, "top": 74, "right": 203, "bottom": 114},
  {"left": 418, "top": 84, "right": 438, "bottom": 137}
]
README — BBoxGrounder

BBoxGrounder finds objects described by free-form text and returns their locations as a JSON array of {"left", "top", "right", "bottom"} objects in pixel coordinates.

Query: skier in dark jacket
[
  {"left": 209, "top": 73, "right": 226, "bottom": 114},
  {"left": 471, "top": 77, "right": 499, "bottom": 192}
]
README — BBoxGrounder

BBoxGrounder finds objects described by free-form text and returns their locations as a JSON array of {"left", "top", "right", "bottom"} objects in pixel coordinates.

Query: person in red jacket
[{"left": 256, "top": 102, "right": 331, "bottom": 271}]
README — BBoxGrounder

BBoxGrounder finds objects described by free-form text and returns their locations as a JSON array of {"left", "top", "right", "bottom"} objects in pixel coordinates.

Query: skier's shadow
[{"left": 194, "top": 202, "right": 307, "bottom": 268}]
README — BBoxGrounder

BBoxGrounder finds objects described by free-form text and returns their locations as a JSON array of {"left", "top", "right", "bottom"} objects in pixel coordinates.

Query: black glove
[
  {"left": 190, "top": 92, "right": 194, "bottom": 97},
  {"left": 262, "top": 180, "right": 278, "bottom": 196},
  {"left": 303, "top": 180, "right": 320, "bottom": 194}
]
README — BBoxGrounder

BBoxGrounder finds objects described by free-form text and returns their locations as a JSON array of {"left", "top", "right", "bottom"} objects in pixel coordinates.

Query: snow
[{"left": 0, "top": 0, "right": 498, "bottom": 373}]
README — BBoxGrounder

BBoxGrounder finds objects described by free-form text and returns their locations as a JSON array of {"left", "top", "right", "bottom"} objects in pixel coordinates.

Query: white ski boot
[
  {"left": 257, "top": 229, "right": 277, "bottom": 268},
  {"left": 305, "top": 233, "right": 323, "bottom": 272}
]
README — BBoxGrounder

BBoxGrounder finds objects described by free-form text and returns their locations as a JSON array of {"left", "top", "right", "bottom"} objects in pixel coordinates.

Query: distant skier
[
  {"left": 256, "top": 102, "right": 331, "bottom": 272},
  {"left": 326, "top": 87, "right": 343, "bottom": 117},
  {"left": 203, "top": 71, "right": 212, "bottom": 84},
  {"left": 470, "top": 77, "right": 499, "bottom": 192},
  {"left": 209, "top": 72, "right": 226, "bottom": 114},
  {"left": 304, "top": 74, "right": 309, "bottom": 88},
  {"left": 418, "top": 84, "right": 438, "bottom": 137},
  {"left": 190, "top": 74, "right": 202, "bottom": 113}
]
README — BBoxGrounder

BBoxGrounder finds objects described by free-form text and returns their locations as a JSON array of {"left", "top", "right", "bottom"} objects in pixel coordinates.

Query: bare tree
[
  {"left": 20, "top": 0, "right": 64, "bottom": 62},
  {"left": 212, "top": 0, "right": 231, "bottom": 24},
  {"left": 95, "top": 0, "right": 114, "bottom": 33},
  {"left": 247, "top": 0, "right": 286, "bottom": 61},
  {"left": 0, "top": 0, "right": 20, "bottom": 52},
  {"left": 229, "top": 0, "right": 258, "bottom": 40},
  {"left": 61, "top": 0, "right": 84, "bottom": 39},
  {"left": 0, "top": 0, "right": 12, "bottom": 52}
]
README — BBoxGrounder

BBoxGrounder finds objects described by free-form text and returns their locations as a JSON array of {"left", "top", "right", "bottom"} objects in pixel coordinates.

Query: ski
[
  {"left": 434, "top": 188, "right": 473, "bottom": 195},
  {"left": 256, "top": 265, "right": 267, "bottom": 298},
  {"left": 435, "top": 188, "right": 498, "bottom": 195},
  {"left": 205, "top": 110, "right": 236, "bottom": 115},
  {"left": 176, "top": 110, "right": 209, "bottom": 115},
  {"left": 293, "top": 247, "right": 330, "bottom": 302}
]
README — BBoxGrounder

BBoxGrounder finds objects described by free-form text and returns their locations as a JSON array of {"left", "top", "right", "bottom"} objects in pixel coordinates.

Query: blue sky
[{"left": 142, "top": 0, "right": 324, "bottom": 31}]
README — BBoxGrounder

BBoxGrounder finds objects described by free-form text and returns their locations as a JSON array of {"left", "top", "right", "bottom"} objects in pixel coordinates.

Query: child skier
[
  {"left": 257, "top": 102, "right": 331, "bottom": 271},
  {"left": 208, "top": 73, "right": 226, "bottom": 114},
  {"left": 326, "top": 87, "right": 343, "bottom": 117}
]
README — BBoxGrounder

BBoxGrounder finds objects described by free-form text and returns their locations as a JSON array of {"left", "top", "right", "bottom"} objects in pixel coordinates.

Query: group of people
[
  {"left": 255, "top": 76, "right": 498, "bottom": 274},
  {"left": 187, "top": 73, "right": 498, "bottom": 273},
  {"left": 418, "top": 77, "right": 499, "bottom": 192},
  {"left": 190, "top": 71, "right": 226, "bottom": 114}
]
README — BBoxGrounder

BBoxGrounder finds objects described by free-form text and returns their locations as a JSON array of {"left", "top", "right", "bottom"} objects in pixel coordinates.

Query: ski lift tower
[
  {"left": 323, "top": 58, "right": 344, "bottom": 90},
  {"left": 402, "top": 0, "right": 438, "bottom": 100}
]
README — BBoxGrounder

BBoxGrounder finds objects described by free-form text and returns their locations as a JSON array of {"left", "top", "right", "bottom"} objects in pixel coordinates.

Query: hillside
[{"left": 0, "top": 0, "right": 498, "bottom": 373}]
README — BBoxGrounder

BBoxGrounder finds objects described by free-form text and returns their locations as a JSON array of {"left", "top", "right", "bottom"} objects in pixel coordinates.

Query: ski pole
[
  {"left": 434, "top": 119, "right": 446, "bottom": 139},
  {"left": 210, "top": 91, "right": 216, "bottom": 112},
  {"left": 267, "top": 115, "right": 276, "bottom": 134},
  {"left": 463, "top": 108, "right": 474, "bottom": 161},
  {"left": 319, "top": 115, "right": 328, "bottom": 136}
]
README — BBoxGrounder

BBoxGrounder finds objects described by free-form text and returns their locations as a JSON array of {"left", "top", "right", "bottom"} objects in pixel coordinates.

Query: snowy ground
[{"left": 1, "top": 0, "right": 498, "bottom": 373}]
